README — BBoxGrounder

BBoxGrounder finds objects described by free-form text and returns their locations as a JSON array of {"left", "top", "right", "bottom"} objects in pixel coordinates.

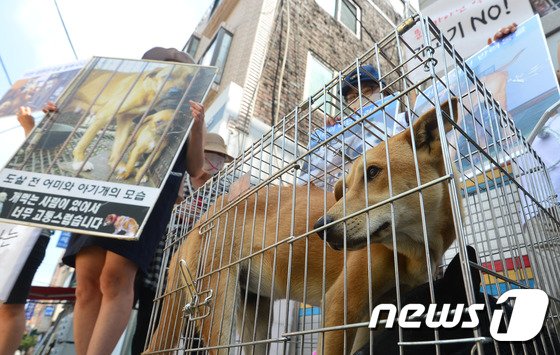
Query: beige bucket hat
[{"left": 205, "top": 133, "right": 234, "bottom": 162}]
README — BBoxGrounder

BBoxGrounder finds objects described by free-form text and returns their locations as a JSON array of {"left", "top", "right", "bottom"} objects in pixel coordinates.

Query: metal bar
[{"left": 419, "top": 15, "right": 485, "bottom": 355}]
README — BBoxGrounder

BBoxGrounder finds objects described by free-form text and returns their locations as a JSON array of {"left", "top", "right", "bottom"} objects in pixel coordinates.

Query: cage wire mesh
[{"left": 144, "top": 15, "right": 560, "bottom": 355}]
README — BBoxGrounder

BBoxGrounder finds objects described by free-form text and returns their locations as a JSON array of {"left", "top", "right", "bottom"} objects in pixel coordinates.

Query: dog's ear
[
  {"left": 334, "top": 178, "right": 345, "bottom": 201},
  {"left": 407, "top": 97, "right": 459, "bottom": 150}
]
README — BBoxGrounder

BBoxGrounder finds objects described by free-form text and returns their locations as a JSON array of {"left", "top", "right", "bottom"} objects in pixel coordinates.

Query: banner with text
[{"left": 403, "top": 0, "right": 534, "bottom": 82}]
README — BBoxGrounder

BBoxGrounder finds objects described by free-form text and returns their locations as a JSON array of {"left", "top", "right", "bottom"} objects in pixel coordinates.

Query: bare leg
[
  {"left": 85, "top": 251, "right": 138, "bottom": 355},
  {"left": 74, "top": 246, "right": 105, "bottom": 355},
  {"left": 0, "top": 304, "right": 25, "bottom": 355}
]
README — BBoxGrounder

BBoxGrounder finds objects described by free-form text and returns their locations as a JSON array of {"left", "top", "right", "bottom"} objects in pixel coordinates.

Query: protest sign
[
  {"left": 414, "top": 15, "right": 560, "bottom": 173},
  {"left": 0, "top": 223, "right": 41, "bottom": 302},
  {"left": 0, "top": 61, "right": 86, "bottom": 118},
  {"left": 403, "top": 0, "right": 533, "bottom": 82},
  {"left": 0, "top": 62, "right": 86, "bottom": 169},
  {"left": 0, "top": 57, "right": 217, "bottom": 239}
]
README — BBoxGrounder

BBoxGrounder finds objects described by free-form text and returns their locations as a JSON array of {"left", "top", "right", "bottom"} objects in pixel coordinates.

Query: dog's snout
[{"left": 314, "top": 215, "right": 334, "bottom": 240}]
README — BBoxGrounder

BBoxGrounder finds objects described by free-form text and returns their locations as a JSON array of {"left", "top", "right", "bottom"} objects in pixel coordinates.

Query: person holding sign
[
  {"left": 131, "top": 132, "right": 233, "bottom": 355},
  {"left": 0, "top": 105, "right": 55, "bottom": 355},
  {"left": 60, "top": 48, "right": 207, "bottom": 355}
]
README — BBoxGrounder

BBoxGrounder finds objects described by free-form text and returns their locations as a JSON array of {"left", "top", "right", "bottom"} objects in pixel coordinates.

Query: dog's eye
[{"left": 367, "top": 166, "right": 380, "bottom": 180}]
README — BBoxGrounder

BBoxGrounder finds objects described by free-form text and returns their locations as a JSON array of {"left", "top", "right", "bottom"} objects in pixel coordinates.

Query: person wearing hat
[
  {"left": 190, "top": 132, "right": 234, "bottom": 188},
  {"left": 61, "top": 47, "right": 208, "bottom": 355},
  {"left": 131, "top": 132, "right": 232, "bottom": 354},
  {"left": 327, "top": 64, "right": 385, "bottom": 126}
]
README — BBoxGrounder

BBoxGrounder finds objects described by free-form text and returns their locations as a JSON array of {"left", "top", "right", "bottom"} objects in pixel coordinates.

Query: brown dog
[
  {"left": 69, "top": 65, "right": 194, "bottom": 179},
  {"left": 146, "top": 98, "right": 461, "bottom": 354},
  {"left": 113, "top": 108, "right": 176, "bottom": 183},
  {"left": 103, "top": 213, "right": 139, "bottom": 237}
]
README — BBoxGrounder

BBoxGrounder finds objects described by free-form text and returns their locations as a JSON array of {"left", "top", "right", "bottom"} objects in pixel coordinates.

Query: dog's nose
[{"left": 314, "top": 215, "right": 334, "bottom": 240}]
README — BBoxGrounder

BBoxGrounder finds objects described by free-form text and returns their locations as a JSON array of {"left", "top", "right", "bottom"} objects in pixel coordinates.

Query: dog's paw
[
  {"left": 115, "top": 164, "right": 126, "bottom": 173},
  {"left": 73, "top": 160, "right": 94, "bottom": 172},
  {"left": 115, "top": 165, "right": 131, "bottom": 180}
]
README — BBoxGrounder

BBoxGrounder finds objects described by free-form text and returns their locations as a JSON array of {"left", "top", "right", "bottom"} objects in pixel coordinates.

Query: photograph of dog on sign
[
  {"left": 0, "top": 64, "right": 83, "bottom": 118},
  {"left": 4, "top": 57, "right": 216, "bottom": 188}
]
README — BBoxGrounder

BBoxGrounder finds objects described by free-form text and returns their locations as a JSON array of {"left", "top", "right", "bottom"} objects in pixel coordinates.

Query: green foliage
[{"left": 19, "top": 333, "right": 38, "bottom": 351}]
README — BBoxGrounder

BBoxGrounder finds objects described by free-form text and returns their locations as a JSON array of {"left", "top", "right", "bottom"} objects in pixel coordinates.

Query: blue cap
[{"left": 341, "top": 65, "right": 384, "bottom": 97}]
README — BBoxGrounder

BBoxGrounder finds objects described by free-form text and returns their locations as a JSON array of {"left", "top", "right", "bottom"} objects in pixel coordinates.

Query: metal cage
[{"left": 144, "top": 15, "right": 560, "bottom": 355}]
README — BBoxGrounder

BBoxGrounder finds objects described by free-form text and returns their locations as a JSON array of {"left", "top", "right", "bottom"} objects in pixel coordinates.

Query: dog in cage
[
  {"left": 67, "top": 64, "right": 194, "bottom": 180},
  {"left": 146, "top": 98, "right": 462, "bottom": 354},
  {"left": 111, "top": 105, "right": 180, "bottom": 183}
]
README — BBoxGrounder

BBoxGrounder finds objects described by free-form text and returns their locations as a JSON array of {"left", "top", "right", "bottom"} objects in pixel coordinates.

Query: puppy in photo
[{"left": 103, "top": 214, "right": 139, "bottom": 237}]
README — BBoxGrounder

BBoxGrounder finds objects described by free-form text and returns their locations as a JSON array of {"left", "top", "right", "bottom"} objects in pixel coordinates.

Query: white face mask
[
  {"left": 345, "top": 85, "right": 382, "bottom": 110},
  {"left": 204, "top": 152, "right": 226, "bottom": 175}
]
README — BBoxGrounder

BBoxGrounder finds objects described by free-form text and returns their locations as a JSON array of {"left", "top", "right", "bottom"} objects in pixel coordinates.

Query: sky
[
  {"left": 0, "top": 0, "right": 213, "bottom": 286},
  {"left": 0, "top": 0, "right": 213, "bottom": 97}
]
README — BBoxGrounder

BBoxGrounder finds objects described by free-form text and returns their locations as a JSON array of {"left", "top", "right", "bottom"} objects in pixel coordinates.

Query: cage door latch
[{"left": 179, "top": 259, "right": 213, "bottom": 321}]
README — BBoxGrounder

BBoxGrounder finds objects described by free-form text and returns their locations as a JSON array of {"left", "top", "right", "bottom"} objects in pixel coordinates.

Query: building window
[
  {"left": 303, "top": 52, "right": 335, "bottom": 99},
  {"left": 315, "top": 0, "right": 361, "bottom": 37},
  {"left": 183, "top": 35, "right": 200, "bottom": 58},
  {"left": 200, "top": 28, "right": 233, "bottom": 84},
  {"left": 303, "top": 52, "right": 338, "bottom": 115}
]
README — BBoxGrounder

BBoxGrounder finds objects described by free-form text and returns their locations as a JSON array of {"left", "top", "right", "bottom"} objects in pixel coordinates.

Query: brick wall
[
  {"left": 252, "top": 0, "right": 399, "bottom": 126},
  {"left": 192, "top": 0, "right": 263, "bottom": 106}
]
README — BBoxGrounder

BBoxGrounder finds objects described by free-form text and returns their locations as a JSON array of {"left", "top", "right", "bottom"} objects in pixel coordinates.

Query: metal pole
[
  {"left": 0, "top": 53, "right": 12, "bottom": 86},
  {"left": 53, "top": 0, "right": 79, "bottom": 60}
]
